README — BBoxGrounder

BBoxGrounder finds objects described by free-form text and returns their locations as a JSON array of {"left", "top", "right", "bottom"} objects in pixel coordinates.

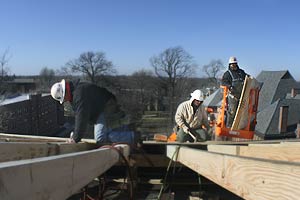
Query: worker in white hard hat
[
  {"left": 175, "top": 89, "right": 211, "bottom": 142},
  {"left": 51, "top": 79, "right": 125, "bottom": 144},
  {"left": 222, "top": 56, "right": 248, "bottom": 127}
]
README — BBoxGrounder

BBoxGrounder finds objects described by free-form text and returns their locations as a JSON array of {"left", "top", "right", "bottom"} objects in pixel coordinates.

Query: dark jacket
[
  {"left": 222, "top": 66, "right": 247, "bottom": 97},
  {"left": 70, "top": 81, "right": 116, "bottom": 142}
]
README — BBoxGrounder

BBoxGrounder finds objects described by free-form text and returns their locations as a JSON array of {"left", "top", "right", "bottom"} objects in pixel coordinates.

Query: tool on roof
[{"left": 187, "top": 131, "right": 197, "bottom": 142}]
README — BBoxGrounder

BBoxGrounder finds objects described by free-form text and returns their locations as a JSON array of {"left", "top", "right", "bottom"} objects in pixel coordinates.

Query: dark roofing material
[
  {"left": 256, "top": 70, "right": 299, "bottom": 111},
  {"left": 256, "top": 98, "right": 300, "bottom": 135},
  {"left": 256, "top": 100, "right": 279, "bottom": 134},
  {"left": 203, "top": 88, "right": 222, "bottom": 107}
]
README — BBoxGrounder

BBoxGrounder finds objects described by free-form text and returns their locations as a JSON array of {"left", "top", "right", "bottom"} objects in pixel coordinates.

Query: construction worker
[
  {"left": 50, "top": 79, "right": 125, "bottom": 144},
  {"left": 175, "top": 89, "right": 211, "bottom": 142},
  {"left": 222, "top": 56, "right": 248, "bottom": 127}
]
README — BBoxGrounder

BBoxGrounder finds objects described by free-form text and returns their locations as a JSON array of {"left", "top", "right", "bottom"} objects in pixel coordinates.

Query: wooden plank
[
  {"left": 57, "top": 143, "right": 97, "bottom": 154},
  {"left": 0, "top": 144, "right": 129, "bottom": 200},
  {"left": 207, "top": 145, "right": 239, "bottom": 155},
  {"left": 208, "top": 144, "right": 300, "bottom": 162},
  {"left": 0, "top": 138, "right": 63, "bottom": 143},
  {"left": 0, "top": 142, "right": 97, "bottom": 162},
  {"left": 280, "top": 142, "right": 300, "bottom": 146},
  {"left": 0, "top": 133, "right": 96, "bottom": 143},
  {"left": 143, "top": 138, "right": 300, "bottom": 146},
  {"left": 129, "top": 154, "right": 171, "bottom": 167},
  {"left": 0, "top": 142, "right": 57, "bottom": 162},
  {"left": 249, "top": 142, "right": 300, "bottom": 147},
  {"left": 237, "top": 146, "right": 300, "bottom": 162},
  {"left": 167, "top": 145, "right": 300, "bottom": 200},
  {"left": 231, "top": 76, "right": 249, "bottom": 130},
  {"left": 248, "top": 143, "right": 282, "bottom": 147},
  {"left": 278, "top": 106, "right": 289, "bottom": 133},
  {"left": 232, "top": 77, "right": 260, "bottom": 130}
]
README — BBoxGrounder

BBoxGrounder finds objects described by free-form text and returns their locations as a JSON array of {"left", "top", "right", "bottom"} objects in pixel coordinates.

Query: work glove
[
  {"left": 182, "top": 126, "right": 189, "bottom": 134},
  {"left": 67, "top": 132, "right": 75, "bottom": 143}
]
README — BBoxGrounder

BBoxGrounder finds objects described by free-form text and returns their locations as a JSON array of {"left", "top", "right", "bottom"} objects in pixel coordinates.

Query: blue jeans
[{"left": 94, "top": 113, "right": 111, "bottom": 143}]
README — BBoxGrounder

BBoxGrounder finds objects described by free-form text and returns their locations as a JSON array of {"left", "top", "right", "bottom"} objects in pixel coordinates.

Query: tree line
[{"left": 1, "top": 47, "right": 225, "bottom": 129}]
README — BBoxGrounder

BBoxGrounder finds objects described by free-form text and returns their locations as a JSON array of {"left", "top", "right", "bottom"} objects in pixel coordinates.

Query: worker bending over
[
  {"left": 51, "top": 79, "right": 125, "bottom": 144},
  {"left": 175, "top": 89, "right": 211, "bottom": 142}
]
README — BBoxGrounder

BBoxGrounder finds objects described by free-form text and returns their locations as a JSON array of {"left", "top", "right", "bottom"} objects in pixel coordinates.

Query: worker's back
[{"left": 72, "top": 82, "right": 116, "bottom": 123}]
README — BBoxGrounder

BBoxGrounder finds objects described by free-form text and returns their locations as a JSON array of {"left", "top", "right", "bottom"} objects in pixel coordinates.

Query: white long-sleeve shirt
[{"left": 175, "top": 99, "right": 209, "bottom": 133}]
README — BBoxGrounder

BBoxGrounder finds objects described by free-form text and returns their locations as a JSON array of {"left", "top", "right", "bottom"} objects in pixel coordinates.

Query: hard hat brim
[{"left": 60, "top": 79, "right": 66, "bottom": 104}]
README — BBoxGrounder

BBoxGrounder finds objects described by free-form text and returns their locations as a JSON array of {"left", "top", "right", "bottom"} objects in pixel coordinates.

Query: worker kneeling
[
  {"left": 51, "top": 79, "right": 128, "bottom": 144},
  {"left": 175, "top": 89, "right": 211, "bottom": 143}
]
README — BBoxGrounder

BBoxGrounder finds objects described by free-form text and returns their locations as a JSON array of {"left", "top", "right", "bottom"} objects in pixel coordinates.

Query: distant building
[
  {"left": 256, "top": 70, "right": 300, "bottom": 111},
  {"left": 6, "top": 78, "right": 37, "bottom": 93},
  {"left": 255, "top": 70, "right": 300, "bottom": 138}
]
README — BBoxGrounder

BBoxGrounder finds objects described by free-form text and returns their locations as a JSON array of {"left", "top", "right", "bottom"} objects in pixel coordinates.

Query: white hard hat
[
  {"left": 228, "top": 56, "right": 238, "bottom": 64},
  {"left": 50, "top": 79, "right": 66, "bottom": 104},
  {"left": 190, "top": 89, "right": 204, "bottom": 101}
]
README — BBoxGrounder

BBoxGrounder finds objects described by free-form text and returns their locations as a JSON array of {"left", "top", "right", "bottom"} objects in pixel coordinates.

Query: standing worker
[
  {"left": 175, "top": 89, "right": 211, "bottom": 142},
  {"left": 50, "top": 79, "right": 125, "bottom": 144},
  {"left": 222, "top": 56, "right": 248, "bottom": 127}
]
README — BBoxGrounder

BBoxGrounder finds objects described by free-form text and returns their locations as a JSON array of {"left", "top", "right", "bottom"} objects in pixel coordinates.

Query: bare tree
[
  {"left": 0, "top": 48, "right": 11, "bottom": 82},
  {"left": 39, "top": 67, "right": 55, "bottom": 91},
  {"left": 132, "top": 69, "right": 155, "bottom": 111},
  {"left": 0, "top": 49, "right": 12, "bottom": 101},
  {"left": 66, "top": 51, "right": 116, "bottom": 84},
  {"left": 56, "top": 66, "right": 72, "bottom": 76},
  {"left": 150, "top": 46, "right": 196, "bottom": 126},
  {"left": 202, "top": 59, "right": 225, "bottom": 86}
]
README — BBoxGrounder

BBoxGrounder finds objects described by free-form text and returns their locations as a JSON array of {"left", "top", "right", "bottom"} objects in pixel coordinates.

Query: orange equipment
[
  {"left": 153, "top": 133, "right": 177, "bottom": 142},
  {"left": 167, "top": 132, "right": 177, "bottom": 142},
  {"left": 215, "top": 86, "right": 260, "bottom": 139},
  {"left": 206, "top": 107, "right": 216, "bottom": 127}
]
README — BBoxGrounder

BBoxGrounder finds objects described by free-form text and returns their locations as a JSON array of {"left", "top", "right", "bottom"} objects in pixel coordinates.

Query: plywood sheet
[{"left": 231, "top": 76, "right": 260, "bottom": 130}]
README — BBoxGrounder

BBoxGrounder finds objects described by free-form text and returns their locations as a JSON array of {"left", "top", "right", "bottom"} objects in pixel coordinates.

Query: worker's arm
[
  {"left": 221, "top": 71, "right": 232, "bottom": 89},
  {"left": 72, "top": 92, "right": 90, "bottom": 143},
  {"left": 73, "top": 108, "right": 89, "bottom": 143},
  {"left": 240, "top": 69, "right": 249, "bottom": 79}
]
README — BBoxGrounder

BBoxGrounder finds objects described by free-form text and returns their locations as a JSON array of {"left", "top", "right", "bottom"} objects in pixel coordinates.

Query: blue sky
[{"left": 1, "top": 0, "right": 300, "bottom": 79}]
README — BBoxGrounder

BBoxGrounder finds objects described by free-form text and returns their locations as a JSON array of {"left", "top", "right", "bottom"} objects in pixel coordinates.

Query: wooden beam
[
  {"left": 0, "top": 144, "right": 129, "bottom": 200},
  {"left": 0, "top": 142, "right": 97, "bottom": 162},
  {"left": 167, "top": 145, "right": 300, "bottom": 200},
  {"left": 208, "top": 145, "right": 239, "bottom": 155},
  {"left": 248, "top": 143, "right": 282, "bottom": 147},
  {"left": 0, "top": 133, "right": 95, "bottom": 143},
  {"left": 249, "top": 142, "right": 300, "bottom": 147},
  {"left": 56, "top": 143, "right": 97, "bottom": 154},
  {"left": 280, "top": 141, "right": 300, "bottom": 146},
  {"left": 208, "top": 144, "right": 300, "bottom": 162},
  {"left": 143, "top": 138, "right": 300, "bottom": 146},
  {"left": 278, "top": 106, "right": 289, "bottom": 133},
  {"left": 129, "top": 154, "right": 172, "bottom": 167}
]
